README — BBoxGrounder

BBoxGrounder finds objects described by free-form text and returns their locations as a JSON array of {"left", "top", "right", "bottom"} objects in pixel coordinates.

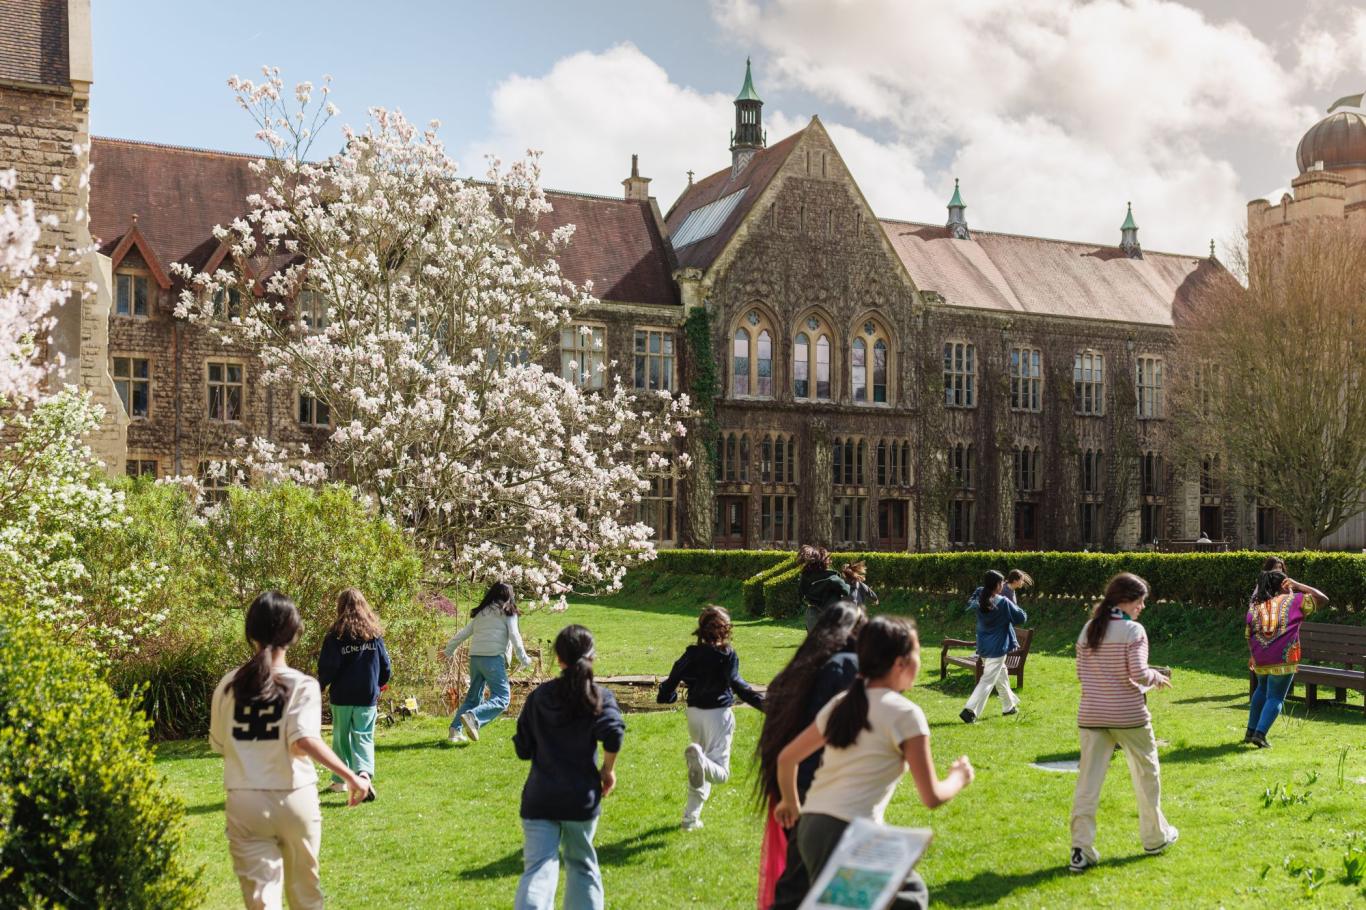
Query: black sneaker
[
  {"left": 360, "top": 771, "right": 377, "bottom": 803},
  {"left": 1002, "top": 708, "right": 1019, "bottom": 716},
  {"left": 1250, "top": 733, "right": 1270, "bottom": 749},
  {"left": 1241, "top": 730, "right": 1255, "bottom": 744},
  {"left": 1069, "top": 848, "right": 1097, "bottom": 873},
  {"left": 959, "top": 709, "right": 976, "bottom": 724}
]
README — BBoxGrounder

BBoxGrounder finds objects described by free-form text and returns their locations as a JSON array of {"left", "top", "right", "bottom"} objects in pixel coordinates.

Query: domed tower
[{"left": 1248, "top": 97, "right": 1366, "bottom": 258}]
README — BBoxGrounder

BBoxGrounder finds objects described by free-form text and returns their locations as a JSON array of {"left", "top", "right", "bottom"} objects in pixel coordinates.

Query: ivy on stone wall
[{"left": 684, "top": 306, "right": 720, "bottom": 464}]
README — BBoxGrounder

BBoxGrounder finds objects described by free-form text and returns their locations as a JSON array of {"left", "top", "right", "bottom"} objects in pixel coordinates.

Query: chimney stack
[{"left": 622, "top": 154, "right": 652, "bottom": 202}]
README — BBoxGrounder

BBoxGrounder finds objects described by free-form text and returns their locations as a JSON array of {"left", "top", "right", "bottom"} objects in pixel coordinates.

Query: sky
[{"left": 90, "top": 0, "right": 1366, "bottom": 255}]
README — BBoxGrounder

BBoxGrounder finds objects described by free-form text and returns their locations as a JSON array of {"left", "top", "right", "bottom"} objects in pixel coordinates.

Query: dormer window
[
  {"left": 213, "top": 288, "right": 243, "bottom": 321},
  {"left": 115, "top": 270, "right": 151, "bottom": 317}
]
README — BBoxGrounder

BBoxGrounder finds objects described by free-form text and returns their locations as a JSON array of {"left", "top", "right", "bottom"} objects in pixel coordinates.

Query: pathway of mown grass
[{"left": 158, "top": 577, "right": 1366, "bottom": 908}]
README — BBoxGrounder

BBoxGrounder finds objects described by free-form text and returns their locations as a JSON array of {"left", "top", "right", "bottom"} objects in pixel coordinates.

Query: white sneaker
[
  {"left": 447, "top": 726, "right": 467, "bottom": 744},
  {"left": 681, "top": 817, "right": 704, "bottom": 831},
  {"left": 328, "top": 781, "right": 347, "bottom": 793},
  {"left": 1069, "top": 847, "right": 1098, "bottom": 873},
  {"left": 1145, "top": 828, "right": 1179, "bottom": 855},
  {"left": 461, "top": 713, "right": 480, "bottom": 742},
  {"left": 684, "top": 744, "right": 706, "bottom": 789}
]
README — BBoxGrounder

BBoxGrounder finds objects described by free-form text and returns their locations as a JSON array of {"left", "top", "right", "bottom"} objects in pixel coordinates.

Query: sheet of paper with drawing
[{"left": 798, "top": 818, "right": 934, "bottom": 910}]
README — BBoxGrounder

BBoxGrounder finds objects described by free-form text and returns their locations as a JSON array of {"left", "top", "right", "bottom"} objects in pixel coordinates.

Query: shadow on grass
[
  {"left": 377, "top": 738, "right": 451, "bottom": 754},
  {"left": 184, "top": 800, "right": 225, "bottom": 816},
  {"left": 1159, "top": 741, "right": 1246, "bottom": 764},
  {"left": 457, "top": 824, "right": 675, "bottom": 882},
  {"left": 932, "top": 853, "right": 1147, "bottom": 907},
  {"left": 1172, "top": 692, "right": 1245, "bottom": 705}
]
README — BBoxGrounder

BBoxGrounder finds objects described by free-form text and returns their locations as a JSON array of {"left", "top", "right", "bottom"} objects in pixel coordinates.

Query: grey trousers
[{"left": 796, "top": 813, "right": 929, "bottom": 910}]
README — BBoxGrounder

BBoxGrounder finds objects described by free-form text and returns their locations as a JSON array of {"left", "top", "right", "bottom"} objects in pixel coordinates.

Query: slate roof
[
  {"left": 89, "top": 137, "right": 677, "bottom": 306},
  {"left": 0, "top": 0, "right": 69, "bottom": 88},
  {"left": 664, "top": 129, "right": 804, "bottom": 272},
  {"left": 878, "top": 220, "right": 1229, "bottom": 327}
]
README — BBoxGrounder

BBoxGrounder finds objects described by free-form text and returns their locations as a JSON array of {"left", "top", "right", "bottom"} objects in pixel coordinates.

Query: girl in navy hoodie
[
  {"left": 658, "top": 605, "right": 765, "bottom": 830},
  {"left": 513, "top": 625, "right": 625, "bottom": 910},
  {"left": 959, "top": 570, "right": 1027, "bottom": 724},
  {"left": 317, "top": 588, "right": 391, "bottom": 799}
]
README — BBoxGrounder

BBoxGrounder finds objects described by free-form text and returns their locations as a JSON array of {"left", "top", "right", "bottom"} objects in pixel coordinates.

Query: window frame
[
  {"left": 1009, "top": 346, "right": 1042, "bottom": 412},
  {"left": 1136, "top": 355, "right": 1164, "bottom": 419},
  {"left": 205, "top": 359, "right": 246, "bottom": 423},
  {"left": 943, "top": 340, "right": 976, "bottom": 409},
  {"left": 112, "top": 355, "right": 151, "bottom": 420},
  {"left": 1073, "top": 349, "right": 1106, "bottom": 416},
  {"left": 633, "top": 327, "right": 676, "bottom": 393},
  {"left": 114, "top": 269, "right": 152, "bottom": 318},
  {"left": 732, "top": 308, "right": 777, "bottom": 399},
  {"left": 561, "top": 322, "right": 607, "bottom": 390}
]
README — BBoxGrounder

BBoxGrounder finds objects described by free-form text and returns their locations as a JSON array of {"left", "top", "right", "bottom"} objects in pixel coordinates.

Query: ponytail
[
  {"left": 232, "top": 591, "right": 302, "bottom": 704},
  {"left": 1253, "top": 570, "right": 1287, "bottom": 605},
  {"left": 978, "top": 570, "right": 1005, "bottom": 612},
  {"left": 554, "top": 624, "right": 602, "bottom": 718},
  {"left": 1084, "top": 572, "right": 1148, "bottom": 651},
  {"left": 824, "top": 615, "right": 917, "bottom": 749}
]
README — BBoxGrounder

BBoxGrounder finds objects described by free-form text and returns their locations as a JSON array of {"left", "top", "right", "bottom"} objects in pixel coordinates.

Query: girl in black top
[
  {"left": 756, "top": 602, "right": 866, "bottom": 910},
  {"left": 513, "top": 625, "right": 624, "bottom": 910},
  {"left": 798, "top": 546, "right": 852, "bottom": 631},
  {"left": 657, "top": 605, "right": 765, "bottom": 830}
]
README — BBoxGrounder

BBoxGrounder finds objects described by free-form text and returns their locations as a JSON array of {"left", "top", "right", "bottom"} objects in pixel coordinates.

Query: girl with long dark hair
[
  {"left": 443, "top": 581, "right": 531, "bottom": 743},
  {"left": 657, "top": 605, "right": 765, "bottom": 831},
  {"left": 1245, "top": 569, "right": 1327, "bottom": 748},
  {"left": 756, "top": 603, "right": 866, "bottom": 910},
  {"left": 513, "top": 625, "right": 625, "bottom": 910},
  {"left": 797, "top": 545, "right": 851, "bottom": 631},
  {"left": 210, "top": 591, "right": 369, "bottom": 909},
  {"left": 317, "top": 588, "right": 390, "bottom": 798},
  {"left": 774, "top": 616, "right": 974, "bottom": 910},
  {"left": 959, "top": 569, "right": 1027, "bottom": 724},
  {"left": 1069, "top": 573, "right": 1176, "bottom": 874}
]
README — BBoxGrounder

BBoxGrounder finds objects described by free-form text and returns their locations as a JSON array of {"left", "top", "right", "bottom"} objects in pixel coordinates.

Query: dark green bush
[
  {"left": 761, "top": 564, "right": 806, "bottom": 618},
  {"left": 742, "top": 555, "right": 799, "bottom": 616},
  {"left": 0, "top": 605, "right": 200, "bottom": 908},
  {"left": 646, "top": 549, "right": 793, "bottom": 580}
]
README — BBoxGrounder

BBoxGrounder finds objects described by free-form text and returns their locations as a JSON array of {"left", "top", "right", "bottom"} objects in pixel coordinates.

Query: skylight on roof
[{"left": 671, "top": 188, "right": 748, "bottom": 249}]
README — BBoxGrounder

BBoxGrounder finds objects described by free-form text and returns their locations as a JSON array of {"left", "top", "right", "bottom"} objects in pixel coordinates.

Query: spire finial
[
  {"left": 631, "top": 153, "right": 639, "bottom": 178},
  {"left": 686, "top": 169, "right": 694, "bottom": 186},
  {"left": 1209, "top": 238, "right": 1216, "bottom": 259}
]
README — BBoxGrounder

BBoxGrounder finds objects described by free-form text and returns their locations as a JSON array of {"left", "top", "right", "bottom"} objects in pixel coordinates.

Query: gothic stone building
[{"left": 15, "top": 30, "right": 1259, "bottom": 550}]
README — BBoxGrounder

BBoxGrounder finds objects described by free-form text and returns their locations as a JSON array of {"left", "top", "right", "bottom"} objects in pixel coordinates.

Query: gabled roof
[
  {"left": 879, "top": 220, "right": 1229, "bottom": 327},
  {"left": 540, "top": 190, "right": 679, "bottom": 306},
  {"left": 665, "top": 128, "right": 805, "bottom": 272},
  {"left": 0, "top": 0, "right": 68, "bottom": 88},
  {"left": 89, "top": 137, "right": 677, "bottom": 306}
]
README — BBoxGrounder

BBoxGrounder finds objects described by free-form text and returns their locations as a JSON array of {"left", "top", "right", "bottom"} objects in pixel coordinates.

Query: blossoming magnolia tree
[
  {"left": 177, "top": 71, "right": 689, "bottom": 601},
  {"left": 1, "top": 165, "right": 169, "bottom": 659}
]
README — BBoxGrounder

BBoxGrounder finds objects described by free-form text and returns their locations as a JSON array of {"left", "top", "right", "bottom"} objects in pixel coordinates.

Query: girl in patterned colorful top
[{"left": 1244, "top": 570, "right": 1328, "bottom": 749}]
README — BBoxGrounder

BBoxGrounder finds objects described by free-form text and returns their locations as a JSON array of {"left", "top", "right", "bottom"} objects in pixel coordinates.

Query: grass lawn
[{"left": 157, "top": 575, "right": 1366, "bottom": 908}]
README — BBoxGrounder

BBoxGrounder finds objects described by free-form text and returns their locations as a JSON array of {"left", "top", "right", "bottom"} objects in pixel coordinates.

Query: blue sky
[{"left": 90, "top": 0, "right": 1366, "bottom": 254}]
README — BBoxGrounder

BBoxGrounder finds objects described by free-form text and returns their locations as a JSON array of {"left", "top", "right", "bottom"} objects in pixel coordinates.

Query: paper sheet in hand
[{"left": 798, "top": 818, "right": 933, "bottom": 910}]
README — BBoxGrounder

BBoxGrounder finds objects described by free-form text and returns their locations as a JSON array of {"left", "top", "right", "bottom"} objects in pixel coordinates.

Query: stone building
[
  {"left": 0, "top": 0, "right": 125, "bottom": 464},
  {"left": 1247, "top": 99, "right": 1366, "bottom": 550},
  {"left": 9, "top": 12, "right": 1254, "bottom": 552}
]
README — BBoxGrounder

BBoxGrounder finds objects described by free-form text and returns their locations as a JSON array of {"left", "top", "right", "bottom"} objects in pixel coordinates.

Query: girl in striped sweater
[{"left": 1069, "top": 573, "right": 1177, "bottom": 874}]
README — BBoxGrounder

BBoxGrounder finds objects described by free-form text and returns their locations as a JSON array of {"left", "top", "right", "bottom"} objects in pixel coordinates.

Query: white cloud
[{"left": 710, "top": 0, "right": 1331, "bottom": 252}]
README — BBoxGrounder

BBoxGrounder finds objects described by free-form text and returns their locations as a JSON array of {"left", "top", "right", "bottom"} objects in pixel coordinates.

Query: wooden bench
[
  {"left": 1247, "top": 622, "right": 1366, "bottom": 714},
  {"left": 940, "top": 628, "right": 1034, "bottom": 690}
]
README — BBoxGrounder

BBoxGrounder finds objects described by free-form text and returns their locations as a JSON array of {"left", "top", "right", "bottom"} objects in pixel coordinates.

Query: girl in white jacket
[{"left": 444, "top": 582, "right": 531, "bottom": 743}]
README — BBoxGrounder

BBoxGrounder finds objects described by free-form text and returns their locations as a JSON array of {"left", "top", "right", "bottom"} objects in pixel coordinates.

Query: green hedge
[
  {"left": 633, "top": 549, "right": 1366, "bottom": 619},
  {"left": 742, "top": 555, "right": 799, "bottom": 616},
  {"left": 646, "top": 549, "right": 793, "bottom": 580},
  {"left": 0, "top": 605, "right": 200, "bottom": 907}
]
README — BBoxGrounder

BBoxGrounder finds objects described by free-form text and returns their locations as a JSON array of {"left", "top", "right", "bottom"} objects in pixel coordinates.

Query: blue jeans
[
  {"left": 453, "top": 654, "right": 511, "bottom": 730},
  {"left": 1248, "top": 672, "right": 1295, "bottom": 735},
  {"left": 514, "top": 817, "right": 602, "bottom": 910}
]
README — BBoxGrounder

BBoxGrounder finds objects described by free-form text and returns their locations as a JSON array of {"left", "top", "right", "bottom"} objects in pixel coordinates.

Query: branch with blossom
[{"left": 176, "top": 70, "right": 690, "bottom": 602}]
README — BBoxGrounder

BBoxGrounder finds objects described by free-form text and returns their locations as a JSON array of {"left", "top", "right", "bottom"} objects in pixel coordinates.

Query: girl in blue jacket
[
  {"left": 960, "top": 570, "right": 1027, "bottom": 723},
  {"left": 317, "top": 588, "right": 390, "bottom": 798}
]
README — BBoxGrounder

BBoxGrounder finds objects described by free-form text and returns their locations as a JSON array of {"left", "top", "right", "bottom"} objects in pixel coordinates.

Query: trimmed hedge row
[
  {"left": 646, "top": 549, "right": 793, "bottom": 581},
  {"left": 640, "top": 548, "right": 1366, "bottom": 619}
]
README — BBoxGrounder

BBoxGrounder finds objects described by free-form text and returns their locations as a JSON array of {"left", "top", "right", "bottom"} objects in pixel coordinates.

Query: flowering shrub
[
  {"left": 0, "top": 390, "right": 169, "bottom": 661},
  {"left": 176, "top": 70, "right": 689, "bottom": 603}
]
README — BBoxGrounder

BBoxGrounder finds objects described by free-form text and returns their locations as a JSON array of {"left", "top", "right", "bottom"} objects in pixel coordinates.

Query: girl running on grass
[
  {"left": 658, "top": 605, "right": 766, "bottom": 831},
  {"left": 317, "top": 588, "right": 390, "bottom": 800},
  {"left": 841, "top": 561, "right": 880, "bottom": 609},
  {"left": 1003, "top": 568, "right": 1033, "bottom": 603},
  {"left": 1069, "top": 572, "right": 1177, "bottom": 874},
  {"left": 959, "top": 569, "right": 1027, "bottom": 724},
  {"left": 756, "top": 602, "right": 866, "bottom": 910},
  {"left": 774, "top": 615, "right": 974, "bottom": 910},
  {"left": 1245, "top": 569, "right": 1328, "bottom": 748},
  {"left": 210, "top": 591, "right": 370, "bottom": 910},
  {"left": 513, "top": 625, "right": 625, "bottom": 910},
  {"left": 443, "top": 581, "right": 531, "bottom": 744}
]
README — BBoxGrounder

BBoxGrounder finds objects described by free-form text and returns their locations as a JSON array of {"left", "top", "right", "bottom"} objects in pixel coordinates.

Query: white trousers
[
  {"left": 1070, "top": 724, "right": 1176, "bottom": 857},
  {"left": 225, "top": 787, "right": 324, "bottom": 910},
  {"left": 964, "top": 655, "right": 1019, "bottom": 716},
  {"left": 683, "top": 706, "right": 735, "bottom": 823}
]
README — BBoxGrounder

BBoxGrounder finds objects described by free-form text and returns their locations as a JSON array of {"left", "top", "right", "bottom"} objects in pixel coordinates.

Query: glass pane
[
  {"left": 116, "top": 275, "right": 130, "bottom": 315},
  {"left": 816, "top": 336, "right": 831, "bottom": 399},
  {"left": 134, "top": 277, "right": 148, "bottom": 314},
  {"left": 634, "top": 356, "right": 646, "bottom": 389},
  {"left": 131, "top": 384, "right": 148, "bottom": 417},
  {"left": 133, "top": 359, "right": 149, "bottom": 378},
  {"left": 635, "top": 332, "right": 646, "bottom": 353},
  {"left": 208, "top": 363, "right": 222, "bottom": 382},
  {"left": 227, "top": 364, "right": 242, "bottom": 383}
]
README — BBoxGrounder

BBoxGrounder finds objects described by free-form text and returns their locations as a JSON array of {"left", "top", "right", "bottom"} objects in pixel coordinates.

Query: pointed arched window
[
  {"left": 733, "top": 309, "right": 776, "bottom": 399},
  {"left": 853, "top": 318, "right": 894, "bottom": 405}
]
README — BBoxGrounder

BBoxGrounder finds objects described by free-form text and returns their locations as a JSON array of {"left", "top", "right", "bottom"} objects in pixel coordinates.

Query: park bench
[
  {"left": 1247, "top": 622, "right": 1366, "bottom": 715},
  {"left": 939, "top": 628, "right": 1034, "bottom": 690}
]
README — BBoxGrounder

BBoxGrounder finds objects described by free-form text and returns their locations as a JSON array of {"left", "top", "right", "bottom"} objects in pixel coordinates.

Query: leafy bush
[
  {"left": 742, "top": 555, "right": 798, "bottom": 616},
  {"left": 645, "top": 549, "right": 793, "bottom": 580},
  {"left": 0, "top": 605, "right": 200, "bottom": 907},
  {"left": 110, "top": 482, "right": 441, "bottom": 737},
  {"left": 761, "top": 564, "right": 806, "bottom": 618}
]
